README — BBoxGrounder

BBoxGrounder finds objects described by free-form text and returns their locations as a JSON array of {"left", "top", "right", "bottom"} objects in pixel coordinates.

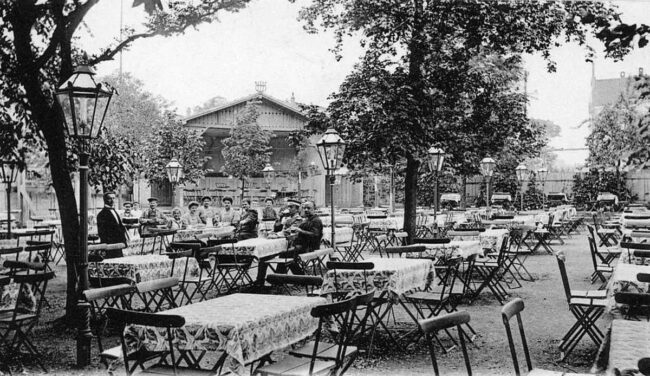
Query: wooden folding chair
[
  {"left": 265, "top": 274, "right": 323, "bottom": 296},
  {"left": 135, "top": 277, "right": 179, "bottom": 312},
  {"left": 586, "top": 225, "right": 621, "bottom": 265},
  {"left": 298, "top": 248, "right": 334, "bottom": 276},
  {"left": 259, "top": 297, "right": 358, "bottom": 376},
  {"left": 208, "top": 238, "right": 254, "bottom": 293},
  {"left": 555, "top": 251, "right": 606, "bottom": 360},
  {"left": 471, "top": 235, "right": 510, "bottom": 304},
  {"left": 587, "top": 237, "right": 613, "bottom": 286},
  {"left": 614, "top": 292, "right": 650, "bottom": 321},
  {"left": 0, "top": 271, "right": 55, "bottom": 372},
  {"left": 419, "top": 311, "right": 473, "bottom": 376}
]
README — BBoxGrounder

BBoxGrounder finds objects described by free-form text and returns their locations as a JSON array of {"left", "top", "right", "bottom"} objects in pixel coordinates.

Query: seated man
[
  {"left": 182, "top": 201, "right": 202, "bottom": 228},
  {"left": 262, "top": 198, "right": 278, "bottom": 221},
  {"left": 215, "top": 197, "right": 240, "bottom": 227},
  {"left": 198, "top": 196, "right": 216, "bottom": 226},
  {"left": 280, "top": 199, "right": 303, "bottom": 236},
  {"left": 139, "top": 197, "right": 167, "bottom": 235},
  {"left": 237, "top": 200, "right": 258, "bottom": 240},
  {"left": 291, "top": 201, "right": 323, "bottom": 253}
]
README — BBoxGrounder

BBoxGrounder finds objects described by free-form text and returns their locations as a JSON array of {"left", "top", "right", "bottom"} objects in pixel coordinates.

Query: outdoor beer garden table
[
  {"left": 320, "top": 215, "right": 355, "bottom": 227},
  {"left": 620, "top": 213, "right": 650, "bottom": 229},
  {"left": 88, "top": 254, "right": 199, "bottom": 284},
  {"left": 605, "top": 261, "right": 650, "bottom": 317},
  {"left": 225, "top": 237, "right": 290, "bottom": 286},
  {"left": 175, "top": 225, "right": 235, "bottom": 242},
  {"left": 621, "top": 229, "right": 650, "bottom": 243},
  {"left": 123, "top": 293, "right": 327, "bottom": 375},
  {"left": 411, "top": 240, "right": 485, "bottom": 260},
  {"left": 606, "top": 319, "right": 650, "bottom": 375},
  {"left": 446, "top": 229, "right": 509, "bottom": 252},
  {"left": 367, "top": 216, "right": 404, "bottom": 230},
  {"left": 321, "top": 257, "right": 435, "bottom": 347}
]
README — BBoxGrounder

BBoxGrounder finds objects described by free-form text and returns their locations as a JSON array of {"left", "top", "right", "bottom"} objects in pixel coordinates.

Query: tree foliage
[
  {"left": 144, "top": 112, "right": 209, "bottom": 187},
  {"left": 572, "top": 169, "right": 634, "bottom": 206},
  {"left": 221, "top": 101, "right": 272, "bottom": 180}
]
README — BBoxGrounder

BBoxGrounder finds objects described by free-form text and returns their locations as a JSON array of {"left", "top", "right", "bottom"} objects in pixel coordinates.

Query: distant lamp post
[
  {"left": 55, "top": 65, "right": 115, "bottom": 366},
  {"left": 427, "top": 147, "right": 445, "bottom": 219},
  {"left": 515, "top": 163, "right": 528, "bottom": 211},
  {"left": 0, "top": 160, "right": 19, "bottom": 237},
  {"left": 537, "top": 167, "right": 548, "bottom": 208},
  {"left": 480, "top": 157, "right": 496, "bottom": 208},
  {"left": 165, "top": 158, "right": 183, "bottom": 207},
  {"left": 316, "top": 128, "right": 346, "bottom": 246},
  {"left": 334, "top": 166, "right": 349, "bottom": 185},
  {"left": 262, "top": 163, "right": 275, "bottom": 189}
]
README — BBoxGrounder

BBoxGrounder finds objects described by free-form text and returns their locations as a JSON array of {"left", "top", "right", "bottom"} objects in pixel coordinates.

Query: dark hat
[
  {"left": 122, "top": 202, "right": 133, "bottom": 207},
  {"left": 201, "top": 196, "right": 212, "bottom": 202},
  {"left": 287, "top": 199, "right": 301, "bottom": 207},
  {"left": 265, "top": 197, "right": 274, "bottom": 203},
  {"left": 222, "top": 196, "right": 233, "bottom": 204},
  {"left": 188, "top": 201, "right": 200, "bottom": 209},
  {"left": 147, "top": 197, "right": 158, "bottom": 202}
]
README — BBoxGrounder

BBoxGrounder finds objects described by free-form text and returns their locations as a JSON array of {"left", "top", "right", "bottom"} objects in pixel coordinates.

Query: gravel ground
[{"left": 0, "top": 229, "right": 607, "bottom": 376}]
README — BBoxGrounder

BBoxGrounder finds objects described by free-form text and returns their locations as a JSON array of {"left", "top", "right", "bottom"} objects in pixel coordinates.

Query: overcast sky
[{"left": 80, "top": 0, "right": 650, "bottom": 169}]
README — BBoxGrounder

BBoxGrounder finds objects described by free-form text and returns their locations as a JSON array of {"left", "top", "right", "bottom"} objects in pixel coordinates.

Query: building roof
[{"left": 183, "top": 92, "right": 305, "bottom": 123}]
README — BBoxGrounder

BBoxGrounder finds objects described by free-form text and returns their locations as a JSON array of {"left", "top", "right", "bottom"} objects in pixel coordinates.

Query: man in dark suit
[{"left": 97, "top": 192, "right": 128, "bottom": 246}]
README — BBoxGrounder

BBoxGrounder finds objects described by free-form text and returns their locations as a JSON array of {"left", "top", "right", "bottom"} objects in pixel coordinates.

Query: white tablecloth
[
  {"left": 414, "top": 240, "right": 484, "bottom": 259},
  {"left": 175, "top": 226, "right": 235, "bottom": 241},
  {"left": 125, "top": 293, "right": 326, "bottom": 375},
  {"left": 322, "top": 226, "right": 354, "bottom": 245}
]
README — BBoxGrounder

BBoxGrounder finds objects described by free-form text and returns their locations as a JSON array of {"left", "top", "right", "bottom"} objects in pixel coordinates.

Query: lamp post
[
  {"left": 0, "top": 160, "right": 19, "bottom": 237},
  {"left": 262, "top": 163, "right": 275, "bottom": 190},
  {"left": 165, "top": 158, "right": 183, "bottom": 207},
  {"left": 55, "top": 65, "right": 115, "bottom": 366},
  {"left": 537, "top": 167, "right": 548, "bottom": 208},
  {"left": 427, "top": 147, "right": 445, "bottom": 220},
  {"left": 515, "top": 163, "right": 528, "bottom": 211},
  {"left": 480, "top": 157, "right": 496, "bottom": 208},
  {"left": 316, "top": 128, "right": 346, "bottom": 246}
]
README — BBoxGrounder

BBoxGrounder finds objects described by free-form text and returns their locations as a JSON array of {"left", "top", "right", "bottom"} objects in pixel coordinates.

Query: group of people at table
[{"left": 96, "top": 191, "right": 324, "bottom": 255}]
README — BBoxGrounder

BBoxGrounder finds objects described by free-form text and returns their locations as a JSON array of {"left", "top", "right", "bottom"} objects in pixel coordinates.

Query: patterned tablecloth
[
  {"left": 607, "top": 319, "right": 650, "bottom": 374},
  {"left": 448, "top": 229, "right": 508, "bottom": 252},
  {"left": 605, "top": 262, "right": 650, "bottom": 316},
  {"left": 412, "top": 240, "right": 484, "bottom": 260},
  {"left": 175, "top": 226, "right": 235, "bottom": 241},
  {"left": 322, "top": 226, "right": 354, "bottom": 245},
  {"left": 89, "top": 254, "right": 199, "bottom": 283},
  {"left": 321, "top": 257, "right": 435, "bottom": 300},
  {"left": 125, "top": 293, "right": 326, "bottom": 375},
  {"left": 229, "top": 238, "right": 288, "bottom": 259},
  {"left": 320, "top": 215, "right": 355, "bottom": 227},
  {"left": 366, "top": 217, "right": 404, "bottom": 230}
]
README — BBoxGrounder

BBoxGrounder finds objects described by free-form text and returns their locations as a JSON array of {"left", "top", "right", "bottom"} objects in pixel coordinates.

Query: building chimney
[
  {"left": 290, "top": 92, "right": 295, "bottom": 103},
  {"left": 640, "top": 67, "right": 645, "bottom": 76},
  {"left": 255, "top": 81, "right": 267, "bottom": 94}
]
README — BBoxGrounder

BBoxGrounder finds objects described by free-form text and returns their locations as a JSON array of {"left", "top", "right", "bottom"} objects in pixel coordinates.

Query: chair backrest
[
  {"left": 135, "top": 277, "right": 179, "bottom": 312},
  {"left": 501, "top": 298, "right": 533, "bottom": 376},
  {"left": 384, "top": 245, "right": 426, "bottom": 258},
  {"left": 104, "top": 308, "right": 185, "bottom": 376},
  {"left": 587, "top": 236, "right": 601, "bottom": 269},
  {"left": 412, "top": 238, "right": 450, "bottom": 245},
  {"left": 554, "top": 252, "right": 572, "bottom": 303},
  {"left": 11, "top": 271, "right": 55, "bottom": 317},
  {"left": 638, "top": 273, "right": 650, "bottom": 283},
  {"left": 326, "top": 261, "right": 374, "bottom": 270},
  {"left": 265, "top": 274, "right": 323, "bottom": 295},
  {"left": 639, "top": 357, "right": 650, "bottom": 376},
  {"left": 448, "top": 230, "right": 480, "bottom": 237},
  {"left": 620, "top": 242, "right": 650, "bottom": 251},
  {"left": 419, "top": 311, "right": 472, "bottom": 376},
  {"left": 308, "top": 297, "right": 358, "bottom": 373}
]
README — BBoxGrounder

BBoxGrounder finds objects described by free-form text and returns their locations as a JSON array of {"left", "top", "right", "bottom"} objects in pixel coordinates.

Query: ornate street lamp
[
  {"left": 0, "top": 160, "right": 19, "bottom": 237},
  {"left": 480, "top": 157, "right": 496, "bottom": 207},
  {"left": 262, "top": 163, "right": 275, "bottom": 189},
  {"left": 427, "top": 147, "right": 445, "bottom": 219},
  {"left": 515, "top": 163, "right": 528, "bottom": 211},
  {"left": 316, "top": 128, "right": 346, "bottom": 246},
  {"left": 165, "top": 158, "right": 183, "bottom": 207},
  {"left": 55, "top": 65, "right": 115, "bottom": 366},
  {"left": 537, "top": 167, "right": 548, "bottom": 208}
]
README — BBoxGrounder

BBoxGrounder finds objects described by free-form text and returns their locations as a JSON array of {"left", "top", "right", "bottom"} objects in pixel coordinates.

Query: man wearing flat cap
[
  {"left": 216, "top": 197, "right": 240, "bottom": 226},
  {"left": 198, "top": 196, "right": 216, "bottom": 226},
  {"left": 182, "top": 201, "right": 202, "bottom": 228},
  {"left": 121, "top": 202, "right": 135, "bottom": 218},
  {"left": 139, "top": 197, "right": 167, "bottom": 234},
  {"left": 280, "top": 199, "right": 303, "bottom": 235}
]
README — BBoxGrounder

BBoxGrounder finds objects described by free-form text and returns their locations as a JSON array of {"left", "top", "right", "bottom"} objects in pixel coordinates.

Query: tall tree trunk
[
  {"left": 403, "top": 155, "right": 419, "bottom": 243},
  {"left": 461, "top": 176, "right": 467, "bottom": 209},
  {"left": 240, "top": 177, "right": 245, "bottom": 204}
]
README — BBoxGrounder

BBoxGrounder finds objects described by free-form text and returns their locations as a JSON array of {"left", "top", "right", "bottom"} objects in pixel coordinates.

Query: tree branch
[{"left": 88, "top": 32, "right": 158, "bottom": 65}]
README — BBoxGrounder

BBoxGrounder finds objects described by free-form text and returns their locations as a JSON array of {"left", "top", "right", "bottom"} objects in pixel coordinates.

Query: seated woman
[
  {"left": 181, "top": 201, "right": 203, "bottom": 228},
  {"left": 167, "top": 207, "right": 186, "bottom": 230}
]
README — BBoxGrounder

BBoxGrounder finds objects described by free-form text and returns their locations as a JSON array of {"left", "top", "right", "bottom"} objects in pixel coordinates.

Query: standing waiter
[{"left": 97, "top": 192, "right": 128, "bottom": 245}]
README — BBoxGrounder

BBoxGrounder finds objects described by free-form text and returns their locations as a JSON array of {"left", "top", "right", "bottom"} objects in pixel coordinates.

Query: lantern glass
[
  {"left": 480, "top": 157, "right": 496, "bottom": 177},
  {"left": 515, "top": 164, "right": 528, "bottom": 182},
  {"left": 316, "top": 128, "right": 346, "bottom": 172},
  {"left": 427, "top": 147, "right": 445, "bottom": 172},
  {"left": 55, "top": 66, "right": 115, "bottom": 140},
  {"left": 165, "top": 158, "right": 183, "bottom": 184},
  {"left": 0, "top": 161, "right": 18, "bottom": 184},
  {"left": 537, "top": 167, "right": 548, "bottom": 182}
]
